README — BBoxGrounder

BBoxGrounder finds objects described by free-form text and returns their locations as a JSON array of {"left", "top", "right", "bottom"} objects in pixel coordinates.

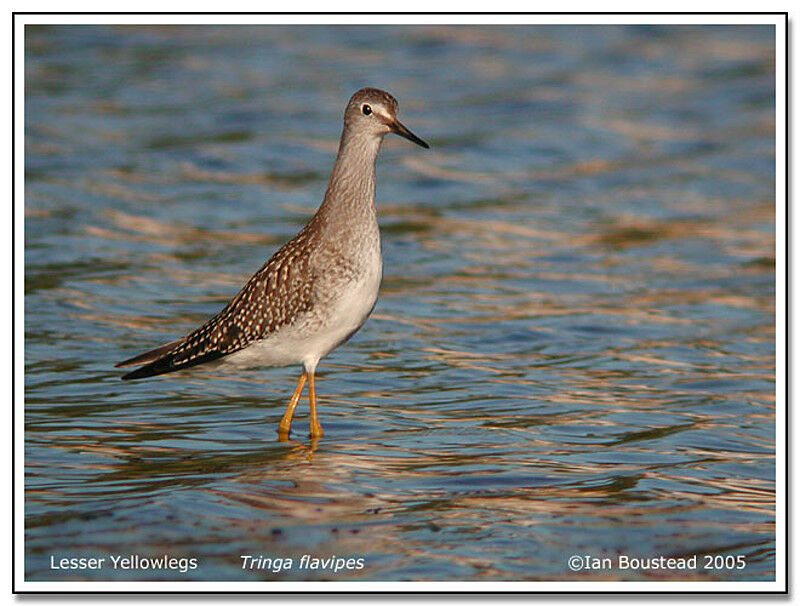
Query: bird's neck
[{"left": 318, "top": 130, "right": 383, "bottom": 223}]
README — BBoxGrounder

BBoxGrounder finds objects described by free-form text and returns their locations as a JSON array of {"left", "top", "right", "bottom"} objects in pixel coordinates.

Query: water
[{"left": 24, "top": 24, "right": 777, "bottom": 582}]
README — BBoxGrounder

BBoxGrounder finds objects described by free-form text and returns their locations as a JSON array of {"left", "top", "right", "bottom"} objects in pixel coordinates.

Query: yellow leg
[
  {"left": 278, "top": 371, "right": 307, "bottom": 437},
  {"left": 308, "top": 369, "right": 324, "bottom": 438}
]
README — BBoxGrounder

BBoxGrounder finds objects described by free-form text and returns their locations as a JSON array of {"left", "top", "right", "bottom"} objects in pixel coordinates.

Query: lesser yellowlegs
[{"left": 116, "top": 87, "right": 429, "bottom": 438}]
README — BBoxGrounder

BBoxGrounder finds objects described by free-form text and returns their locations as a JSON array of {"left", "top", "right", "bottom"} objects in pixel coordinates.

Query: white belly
[{"left": 219, "top": 259, "right": 382, "bottom": 371}]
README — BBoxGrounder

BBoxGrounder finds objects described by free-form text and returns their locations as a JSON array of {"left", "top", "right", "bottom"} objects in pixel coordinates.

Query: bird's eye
[{"left": 362, "top": 104, "right": 372, "bottom": 116}]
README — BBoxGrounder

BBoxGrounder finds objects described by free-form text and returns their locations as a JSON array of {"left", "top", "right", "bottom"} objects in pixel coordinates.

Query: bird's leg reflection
[{"left": 277, "top": 433, "right": 320, "bottom": 460}]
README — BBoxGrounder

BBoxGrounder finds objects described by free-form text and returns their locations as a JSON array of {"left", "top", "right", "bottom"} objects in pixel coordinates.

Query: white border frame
[{"left": 13, "top": 12, "right": 787, "bottom": 594}]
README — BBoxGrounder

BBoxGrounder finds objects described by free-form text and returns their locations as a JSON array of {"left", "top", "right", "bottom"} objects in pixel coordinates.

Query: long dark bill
[{"left": 390, "top": 119, "right": 429, "bottom": 149}]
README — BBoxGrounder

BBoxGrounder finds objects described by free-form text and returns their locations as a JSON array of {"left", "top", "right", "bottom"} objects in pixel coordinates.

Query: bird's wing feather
[
  {"left": 118, "top": 228, "right": 316, "bottom": 381},
  {"left": 115, "top": 338, "right": 185, "bottom": 368}
]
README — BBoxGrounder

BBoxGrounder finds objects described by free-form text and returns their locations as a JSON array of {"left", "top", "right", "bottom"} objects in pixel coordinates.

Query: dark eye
[{"left": 362, "top": 104, "right": 372, "bottom": 116}]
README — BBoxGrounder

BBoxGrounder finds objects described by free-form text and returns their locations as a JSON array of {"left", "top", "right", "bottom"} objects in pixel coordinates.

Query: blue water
[{"left": 24, "top": 24, "right": 776, "bottom": 582}]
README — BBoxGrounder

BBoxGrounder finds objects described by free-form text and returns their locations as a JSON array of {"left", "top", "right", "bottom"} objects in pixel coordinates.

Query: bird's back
[{"left": 117, "top": 223, "right": 319, "bottom": 380}]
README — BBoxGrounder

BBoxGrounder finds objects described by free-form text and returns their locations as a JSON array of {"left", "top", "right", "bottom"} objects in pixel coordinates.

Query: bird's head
[{"left": 344, "top": 87, "right": 429, "bottom": 149}]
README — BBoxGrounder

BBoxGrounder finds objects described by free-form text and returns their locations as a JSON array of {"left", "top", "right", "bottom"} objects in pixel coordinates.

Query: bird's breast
[
  {"left": 298, "top": 233, "right": 382, "bottom": 360},
  {"left": 316, "top": 237, "right": 382, "bottom": 326}
]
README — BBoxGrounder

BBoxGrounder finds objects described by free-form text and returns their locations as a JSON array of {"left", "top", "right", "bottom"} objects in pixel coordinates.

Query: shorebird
[{"left": 116, "top": 88, "right": 429, "bottom": 438}]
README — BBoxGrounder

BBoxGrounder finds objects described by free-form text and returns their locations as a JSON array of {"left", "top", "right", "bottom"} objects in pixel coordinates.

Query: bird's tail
[{"left": 115, "top": 338, "right": 184, "bottom": 380}]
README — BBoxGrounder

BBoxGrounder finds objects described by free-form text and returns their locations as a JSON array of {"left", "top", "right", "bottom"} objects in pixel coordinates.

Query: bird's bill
[{"left": 389, "top": 119, "right": 429, "bottom": 149}]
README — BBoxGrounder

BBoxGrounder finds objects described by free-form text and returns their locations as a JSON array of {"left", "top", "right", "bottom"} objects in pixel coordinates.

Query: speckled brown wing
[{"left": 117, "top": 230, "right": 316, "bottom": 380}]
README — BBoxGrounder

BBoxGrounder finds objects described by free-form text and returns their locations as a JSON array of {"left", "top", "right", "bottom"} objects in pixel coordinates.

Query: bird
[{"left": 116, "top": 87, "right": 429, "bottom": 439}]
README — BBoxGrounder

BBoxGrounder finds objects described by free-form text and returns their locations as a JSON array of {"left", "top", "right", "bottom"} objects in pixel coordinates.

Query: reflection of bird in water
[
  {"left": 218, "top": 438, "right": 397, "bottom": 524},
  {"left": 117, "top": 88, "right": 428, "bottom": 438}
]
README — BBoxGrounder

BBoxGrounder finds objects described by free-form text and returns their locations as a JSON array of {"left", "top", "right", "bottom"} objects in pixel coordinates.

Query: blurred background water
[{"left": 24, "top": 24, "right": 777, "bottom": 582}]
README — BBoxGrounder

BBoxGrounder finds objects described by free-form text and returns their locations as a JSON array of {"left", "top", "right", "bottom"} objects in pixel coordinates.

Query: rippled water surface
[{"left": 24, "top": 24, "right": 777, "bottom": 582}]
